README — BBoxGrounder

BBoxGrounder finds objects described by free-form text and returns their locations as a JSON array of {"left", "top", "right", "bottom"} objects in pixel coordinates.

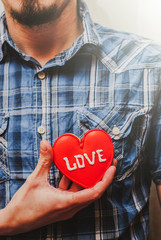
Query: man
[{"left": 0, "top": 0, "right": 160, "bottom": 239}]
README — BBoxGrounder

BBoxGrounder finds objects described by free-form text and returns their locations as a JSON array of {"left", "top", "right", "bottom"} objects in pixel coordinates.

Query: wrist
[{"left": 0, "top": 207, "right": 13, "bottom": 235}]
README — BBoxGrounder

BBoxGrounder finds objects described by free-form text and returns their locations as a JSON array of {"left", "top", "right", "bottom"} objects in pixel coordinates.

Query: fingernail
[
  {"left": 113, "top": 158, "right": 117, "bottom": 166},
  {"left": 40, "top": 141, "right": 47, "bottom": 151}
]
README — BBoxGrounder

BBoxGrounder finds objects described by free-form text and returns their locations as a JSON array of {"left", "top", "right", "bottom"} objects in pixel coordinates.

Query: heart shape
[{"left": 53, "top": 129, "right": 114, "bottom": 188}]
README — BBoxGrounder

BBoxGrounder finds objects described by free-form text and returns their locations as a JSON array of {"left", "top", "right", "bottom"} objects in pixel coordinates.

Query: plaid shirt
[{"left": 0, "top": 0, "right": 161, "bottom": 239}]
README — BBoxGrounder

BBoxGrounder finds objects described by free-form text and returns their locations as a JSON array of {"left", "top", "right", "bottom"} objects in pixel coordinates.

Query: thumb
[{"left": 34, "top": 140, "right": 53, "bottom": 179}]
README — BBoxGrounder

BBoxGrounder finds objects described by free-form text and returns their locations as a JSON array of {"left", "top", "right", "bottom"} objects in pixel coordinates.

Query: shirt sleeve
[{"left": 147, "top": 76, "right": 161, "bottom": 185}]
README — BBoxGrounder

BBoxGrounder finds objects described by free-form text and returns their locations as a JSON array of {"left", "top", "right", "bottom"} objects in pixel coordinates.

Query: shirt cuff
[{"left": 152, "top": 170, "right": 161, "bottom": 185}]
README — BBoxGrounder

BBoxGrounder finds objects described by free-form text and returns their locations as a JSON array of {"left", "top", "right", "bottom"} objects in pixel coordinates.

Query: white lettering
[
  {"left": 63, "top": 157, "right": 77, "bottom": 171},
  {"left": 96, "top": 149, "right": 107, "bottom": 162},
  {"left": 63, "top": 149, "right": 107, "bottom": 172},
  {"left": 74, "top": 155, "right": 85, "bottom": 169},
  {"left": 84, "top": 151, "right": 95, "bottom": 165}
]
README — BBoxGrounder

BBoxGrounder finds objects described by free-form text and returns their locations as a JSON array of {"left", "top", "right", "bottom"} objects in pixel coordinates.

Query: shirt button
[
  {"left": 38, "top": 71, "right": 46, "bottom": 80},
  {"left": 112, "top": 125, "right": 120, "bottom": 136},
  {"left": 38, "top": 126, "right": 45, "bottom": 135}
]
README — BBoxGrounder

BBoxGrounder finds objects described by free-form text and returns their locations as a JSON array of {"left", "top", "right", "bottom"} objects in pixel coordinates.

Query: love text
[{"left": 63, "top": 149, "right": 107, "bottom": 171}]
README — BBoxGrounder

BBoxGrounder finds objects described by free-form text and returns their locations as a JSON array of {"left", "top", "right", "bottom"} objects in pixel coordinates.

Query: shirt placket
[
  {"left": 38, "top": 67, "right": 63, "bottom": 239},
  {"left": 32, "top": 68, "right": 50, "bottom": 167}
]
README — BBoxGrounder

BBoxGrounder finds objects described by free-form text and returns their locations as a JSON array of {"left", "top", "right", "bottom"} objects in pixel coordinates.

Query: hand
[{"left": 0, "top": 140, "right": 116, "bottom": 236}]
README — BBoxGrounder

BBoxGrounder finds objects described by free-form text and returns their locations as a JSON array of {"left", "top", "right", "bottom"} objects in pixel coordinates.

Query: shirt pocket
[
  {"left": 0, "top": 113, "right": 10, "bottom": 183},
  {"left": 78, "top": 106, "right": 148, "bottom": 182}
]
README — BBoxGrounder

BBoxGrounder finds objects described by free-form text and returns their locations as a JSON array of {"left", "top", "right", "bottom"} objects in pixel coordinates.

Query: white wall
[
  {"left": 85, "top": 0, "right": 161, "bottom": 44},
  {"left": 0, "top": 1, "right": 3, "bottom": 13},
  {"left": 0, "top": 0, "right": 161, "bottom": 43}
]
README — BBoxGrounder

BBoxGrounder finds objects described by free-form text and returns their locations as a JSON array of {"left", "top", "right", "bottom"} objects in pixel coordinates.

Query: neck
[{"left": 5, "top": 1, "right": 83, "bottom": 67}]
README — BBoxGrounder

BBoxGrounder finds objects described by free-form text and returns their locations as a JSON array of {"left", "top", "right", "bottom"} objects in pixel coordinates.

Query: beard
[{"left": 10, "top": 0, "right": 71, "bottom": 27}]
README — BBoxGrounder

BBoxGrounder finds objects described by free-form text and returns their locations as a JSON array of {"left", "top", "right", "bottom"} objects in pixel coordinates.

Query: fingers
[
  {"left": 59, "top": 176, "right": 83, "bottom": 192},
  {"left": 32, "top": 140, "right": 53, "bottom": 179},
  {"left": 54, "top": 165, "right": 116, "bottom": 222},
  {"left": 53, "top": 162, "right": 116, "bottom": 222},
  {"left": 70, "top": 165, "right": 116, "bottom": 205},
  {"left": 93, "top": 165, "right": 116, "bottom": 193},
  {"left": 69, "top": 183, "right": 83, "bottom": 192},
  {"left": 60, "top": 158, "right": 117, "bottom": 204},
  {"left": 59, "top": 176, "right": 71, "bottom": 190},
  {"left": 112, "top": 158, "right": 117, "bottom": 167}
]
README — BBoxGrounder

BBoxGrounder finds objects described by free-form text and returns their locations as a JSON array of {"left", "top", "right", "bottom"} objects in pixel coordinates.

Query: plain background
[
  {"left": 0, "top": 0, "right": 160, "bottom": 239},
  {"left": 0, "top": 0, "right": 161, "bottom": 43}
]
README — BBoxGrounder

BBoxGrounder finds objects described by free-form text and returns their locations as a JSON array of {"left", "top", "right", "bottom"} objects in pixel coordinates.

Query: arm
[
  {"left": 0, "top": 140, "right": 116, "bottom": 236},
  {"left": 0, "top": 208, "right": 9, "bottom": 235},
  {"left": 156, "top": 184, "right": 161, "bottom": 207}
]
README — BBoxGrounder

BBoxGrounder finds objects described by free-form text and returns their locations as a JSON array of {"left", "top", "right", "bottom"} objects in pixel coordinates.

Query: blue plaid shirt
[{"left": 0, "top": 0, "right": 161, "bottom": 239}]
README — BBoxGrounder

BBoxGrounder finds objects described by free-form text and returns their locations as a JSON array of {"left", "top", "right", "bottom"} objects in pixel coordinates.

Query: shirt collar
[
  {"left": 0, "top": 0, "right": 102, "bottom": 64},
  {"left": 0, "top": 12, "right": 21, "bottom": 62},
  {"left": 0, "top": 12, "right": 7, "bottom": 61},
  {"left": 78, "top": 0, "right": 102, "bottom": 46}
]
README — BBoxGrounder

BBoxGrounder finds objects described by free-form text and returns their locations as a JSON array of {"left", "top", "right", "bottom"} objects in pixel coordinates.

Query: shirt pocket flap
[
  {"left": 0, "top": 113, "right": 10, "bottom": 183},
  {"left": 0, "top": 163, "right": 10, "bottom": 183},
  {"left": 78, "top": 106, "right": 146, "bottom": 139},
  {"left": 78, "top": 106, "right": 147, "bottom": 181},
  {"left": 0, "top": 114, "right": 9, "bottom": 135}
]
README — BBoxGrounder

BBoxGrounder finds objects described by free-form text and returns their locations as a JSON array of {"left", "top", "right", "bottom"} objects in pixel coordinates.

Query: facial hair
[{"left": 10, "top": 0, "right": 71, "bottom": 27}]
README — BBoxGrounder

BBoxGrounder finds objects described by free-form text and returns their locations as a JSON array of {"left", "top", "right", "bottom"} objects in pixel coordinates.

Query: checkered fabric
[{"left": 0, "top": 0, "right": 161, "bottom": 239}]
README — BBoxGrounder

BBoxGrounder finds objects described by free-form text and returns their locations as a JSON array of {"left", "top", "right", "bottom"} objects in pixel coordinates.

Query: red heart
[{"left": 53, "top": 129, "right": 114, "bottom": 188}]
